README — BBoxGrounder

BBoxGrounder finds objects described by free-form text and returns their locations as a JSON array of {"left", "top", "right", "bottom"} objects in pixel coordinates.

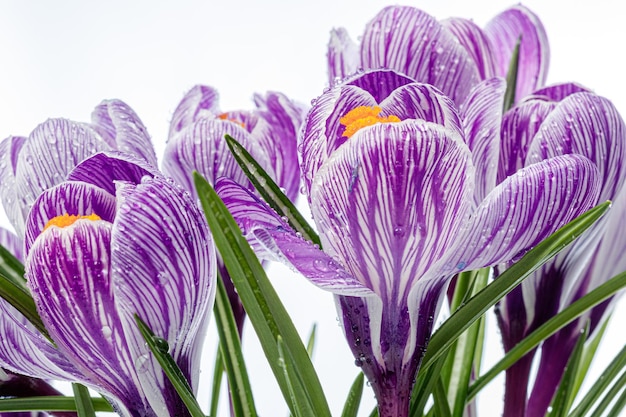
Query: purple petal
[
  {"left": 461, "top": 77, "right": 505, "bottom": 202},
  {"left": 0, "top": 136, "right": 26, "bottom": 232},
  {"left": 441, "top": 17, "right": 497, "bottom": 79},
  {"left": 484, "top": 5, "right": 550, "bottom": 100},
  {"left": 441, "top": 155, "right": 601, "bottom": 273},
  {"left": 111, "top": 176, "right": 214, "bottom": 413},
  {"left": 91, "top": 99, "right": 158, "bottom": 167},
  {"left": 327, "top": 27, "right": 360, "bottom": 84},
  {"left": 252, "top": 91, "right": 305, "bottom": 201},
  {"left": 0, "top": 227, "right": 23, "bottom": 262},
  {"left": 66, "top": 151, "right": 159, "bottom": 196},
  {"left": 215, "top": 178, "right": 372, "bottom": 295},
  {"left": 529, "top": 82, "right": 592, "bottom": 102},
  {"left": 162, "top": 118, "right": 273, "bottom": 198},
  {"left": 526, "top": 92, "right": 626, "bottom": 201},
  {"left": 345, "top": 69, "right": 415, "bottom": 103},
  {"left": 360, "top": 6, "right": 481, "bottom": 104},
  {"left": 27, "top": 220, "right": 150, "bottom": 414},
  {"left": 13, "top": 119, "right": 110, "bottom": 234},
  {"left": 24, "top": 181, "right": 117, "bottom": 255},
  {"left": 168, "top": 85, "right": 221, "bottom": 139},
  {"left": 310, "top": 121, "right": 473, "bottom": 305}
]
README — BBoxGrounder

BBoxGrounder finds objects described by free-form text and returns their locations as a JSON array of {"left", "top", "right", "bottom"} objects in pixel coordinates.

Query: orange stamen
[
  {"left": 44, "top": 213, "right": 102, "bottom": 231},
  {"left": 340, "top": 106, "right": 401, "bottom": 138},
  {"left": 218, "top": 112, "right": 245, "bottom": 129}
]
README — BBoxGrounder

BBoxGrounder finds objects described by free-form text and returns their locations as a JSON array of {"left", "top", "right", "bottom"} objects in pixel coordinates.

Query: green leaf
[
  {"left": 588, "top": 370, "right": 626, "bottom": 417},
  {"left": 213, "top": 271, "right": 258, "bottom": 417},
  {"left": 209, "top": 347, "right": 224, "bottom": 417},
  {"left": 503, "top": 36, "right": 521, "bottom": 112},
  {"left": 306, "top": 324, "right": 317, "bottom": 358},
  {"left": 194, "top": 172, "right": 331, "bottom": 417},
  {"left": 0, "top": 396, "right": 113, "bottom": 412},
  {"left": 421, "top": 201, "right": 609, "bottom": 375},
  {"left": 572, "top": 318, "right": 609, "bottom": 400},
  {"left": 568, "top": 345, "right": 626, "bottom": 417},
  {"left": 0, "top": 271, "right": 50, "bottom": 339},
  {"left": 0, "top": 244, "right": 26, "bottom": 288},
  {"left": 277, "top": 335, "right": 315, "bottom": 417},
  {"left": 341, "top": 373, "right": 365, "bottom": 417},
  {"left": 468, "top": 271, "right": 626, "bottom": 400},
  {"left": 72, "top": 383, "right": 96, "bottom": 417},
  {"left": 224, "top": 134, "right": 321, "bottom": 247},
  {"left": 547, "top": 325, "right": 589, "bottom": 417},
  {"left": 604, "top": 375, "right": 626, "bottom": 417},
  {"left": 134, "top": 315, "right": 206, "bottom": 417},
  {"left": 432, "top": 378, "right": 452, "bottom": 417},
  {"left": 410, "top": 348, "right": 450, "bottom": 417}
]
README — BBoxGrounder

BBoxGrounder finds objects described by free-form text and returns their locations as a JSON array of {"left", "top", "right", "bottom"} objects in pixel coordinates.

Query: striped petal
[
  {"left": 162, "top": 118, "right": 273, "bottom": 198},
  {"left": 168, "top": 85, "right": 221, "bottom": 139},
  {"left": 0, "top": 136, "right": 26, "bottom": 233},
  {"left": 440, "top": 155, "right": 601, "bottom": 274},
  {"left": 111, "top": 176, "right": 215, "bottom": 415},
  {"left": 461, "top": 77, "right": 505, "bottom": 202},
  {"left": 360, "top": 6, "right": 481, "bottom": 104},
  {"left": 441, "top": 17, "right": 497, "bottom": 79},
  {"left": 0, "top": 227, "right": 23, "bottom": 262},
  {"left": 12, "top": 119, "right": 110, "bottom": 234},
  {"left": 24, "top": 181, "right": 117, "bottom": 255},
  {"left": 327, "top": 27, "right": 360, "bottom": 84},
  {"left": 484, "top": 5, "right": 550, "bottom": 100},
  {"left": 66, "top": 151, "right": 159, "bottom": 196},
  {"left": 526, "top": 92, "right": 626, "bottom": 201},
  {"left": 310, "top": 121, "right": 473, "bottom": 305},
  {"left": 91, "top": 99, "right": 158, "bottom": 167},
  {"left": 27, "top": 220, "right": 149, "bottom": 415},
  {"left": 529, "top": 82, "right": 591, "bottom": 102},
  {"left": 215, "top": 178, "right": 372, "bottom": 296}
]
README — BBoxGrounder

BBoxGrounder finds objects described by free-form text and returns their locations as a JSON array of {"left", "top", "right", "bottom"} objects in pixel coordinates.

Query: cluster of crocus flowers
[{"left": 218, "top": 69, "right": 603, "bottom": 417}]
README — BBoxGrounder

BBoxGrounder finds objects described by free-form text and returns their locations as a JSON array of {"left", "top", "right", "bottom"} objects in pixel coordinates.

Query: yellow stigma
[
  {"left": 44, "top": 213, "right": 102, "bottom": 231},
  {"left": 218, "top": 112, "right": 245, "bottom": 129},
  {"left": 340, "top": 106, "right": 401, "bottom": 138}
]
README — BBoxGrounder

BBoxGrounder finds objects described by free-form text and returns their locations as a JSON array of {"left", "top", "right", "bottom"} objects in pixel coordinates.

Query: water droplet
[{"left": 102, "top": 325, "right": 112, "bottom": 340}]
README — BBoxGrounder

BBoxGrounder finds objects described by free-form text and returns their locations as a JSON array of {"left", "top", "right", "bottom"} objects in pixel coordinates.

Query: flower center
[
  {"left": 44, "top": 213, "right": 102, "bottom": 230},
  {"left": 218, "top": 112, "right": 245, "bottom": 129},
  {"left": 340, "top": 106, "right": 401, "bottom": 138}
]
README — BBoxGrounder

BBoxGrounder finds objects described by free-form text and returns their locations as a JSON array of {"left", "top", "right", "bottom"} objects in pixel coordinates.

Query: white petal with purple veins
[
  {"left": 168, "top": 85, "right": 221, "bottom": 139},
  {"left": 328, "top": 27, "right": 360, "bottom": 84}
]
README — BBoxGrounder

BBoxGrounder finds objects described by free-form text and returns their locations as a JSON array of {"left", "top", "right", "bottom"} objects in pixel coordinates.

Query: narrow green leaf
[
  {"left": 72, "top": 383, "right": 96, "bottom": 417},
  {"left": 604, "top": 376, "right": 626, "bottom": 417},
  {"left": 0, "top": 396, "right": 113, "bottom": 412},
  {"left": 134, "top": 315, "right": 206, "bottom": 417},
  {"left": 209, "top": 347, "right": 224, "bottom": 417},
  {"left": 547, "top": 325, "right": 589, "bottom": 417},
  {"left": 0, "top": 272, "right": 50, "bottom": 339},
  {"left": 432, "top": 378, "right": 452, "bottom": 417},
  {"left": 213, "top": 271, "right": 258, "bottom": 417},
  {"left": 0, "top": 244, "right": 26, "bottom": 288},
  {"left": 503, "top": 36, "right": 521, "bottom": 112},
  {"left": 572, "top": 318, "right": 609, "bottom": 400},
  {"left": 568, "top": 345, "right": 626, "bottom": 417},
  {"left": 194, "top": 172, "right": 331, "bottom": 417},
  {"left": 421, "top": 201, "right": 609, "bottom": 374},
  {"left": 468, "top": 271, "right": 626, "bottom": 400},
  {"left": 341, "top": 373, "right": 365, "bottom": 417},
  {"left": 306, "top": 324, "right": 317, "bottom": 358},
  {"left": 224, "top": 134, "right": 321, "bottom": 247},
  {"left": 410, "top": 347, "right": 450, "bottom": 417},
  {"left": 277, "top": 335, "right": 315, "bottom": 417},
  {"left": 588, "top": 370, "right": 626, "bottom": 417}
]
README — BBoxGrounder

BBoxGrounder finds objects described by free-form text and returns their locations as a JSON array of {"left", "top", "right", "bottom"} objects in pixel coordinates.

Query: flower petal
[
  {"left": 215, "top": 178, "right": 372, "bottom": 296},
  {"left": 484, "top": 5, "right": 550, "bottom": 100},
  {"left": 168, "top": 85, "right": 221, "bottom": 139},
  {"left": 441, "top": 17, "right": 497, "bottom": 79},
  {"left": 441, "top": 155, "right": 601, "bottom": 273},
  {"left": 24, "top": 181, "right": 117, "bottom": 255},
  {"left": 529, "top": 82, "right": 592, "bottom": 102},
  {"left": 526, "top": 92, "right": 626, "bottom": 201},
  {"left": 27, "top": 220, "right": 149, "bottom": 415},
  {"left": 111, "top": 176, "right": 215, "bottom": 414},
  {"left": 461, "top": 77, "right": 505, "bottom": 201},
  {"left": 91, "top": 99, "right": 159, "bottom": 167},
  {"left": 0, "top": 136, "right": 26, "bottom": 233},
  {"left": 327, "top": 27, "right": 360, "bottom": 84},
  {"left": 13, "top": 119, "right": 110, "bottom": 234},
  {"left": 66, "top": 151, "right": 159, "bottom": 196},
  {"left": 310, "top": 121, "right": 473, "bottom": 305},
  {"left": 0, "top": 227, "right": 23, "bottom": 262}
]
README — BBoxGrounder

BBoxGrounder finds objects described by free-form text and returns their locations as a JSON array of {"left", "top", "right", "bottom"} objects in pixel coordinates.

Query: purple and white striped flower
[
  {"left": 0, "top": 100, "right": 157, "bottom": 236},
  {"left": 0, "top": 152, "right": 215, "bottom": 417},
  {"left": 217, "top": 70, "right": 600, "bottom": 417},
  {"left": 494, "top": 83, "right": 626, "bottom": 417},
  {"left": 328, "top": 4, "right": 549, "bottom": 105}
]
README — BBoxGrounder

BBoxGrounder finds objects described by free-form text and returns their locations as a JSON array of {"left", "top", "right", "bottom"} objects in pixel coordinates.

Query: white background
[{"left": 0, "top": 1, "right": 624, "bottom": 416}]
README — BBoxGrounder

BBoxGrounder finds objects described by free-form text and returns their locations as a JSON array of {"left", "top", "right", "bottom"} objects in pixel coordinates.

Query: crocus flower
[
  {"left": 328, "top": 4, "right": 548, "bottom": 105},
  {"left": 162, "top": 84, "right": 304, "bottom": 332},
  {"left": 217, "top": 69, "right": 600, "bottom": 417},
  {"left": 0, "top": 152, "right": 215, "bottom": 417},
  {"left": 494, "top": 83, "right": 626, "bottom": 417},
  {"left": 0, "top": 99, "right": 158, "bottom": 236}
]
